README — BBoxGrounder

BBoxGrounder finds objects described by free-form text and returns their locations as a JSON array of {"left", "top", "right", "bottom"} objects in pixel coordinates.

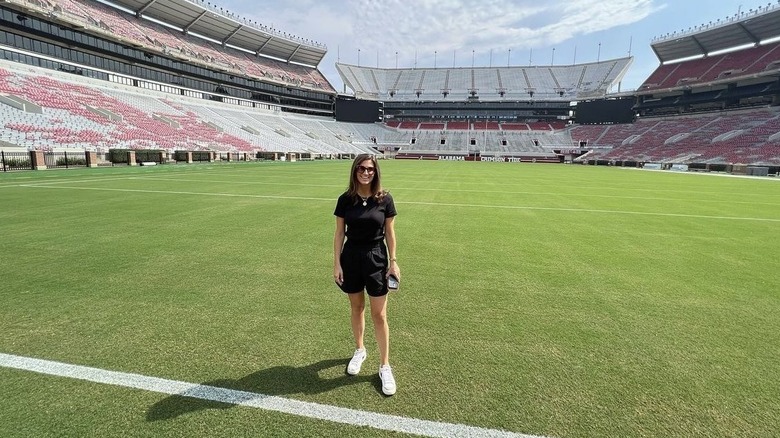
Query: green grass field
[{"left": 1, "top": 160, "right": 779, "bottom": 437}]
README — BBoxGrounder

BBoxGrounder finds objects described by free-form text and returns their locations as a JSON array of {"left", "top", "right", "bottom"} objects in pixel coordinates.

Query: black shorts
[{"left": 338, "top": 242, "right": 389, "bottom": 297}]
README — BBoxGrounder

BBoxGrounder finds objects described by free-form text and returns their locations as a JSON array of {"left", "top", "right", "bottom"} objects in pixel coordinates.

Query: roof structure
[
  {"left": 337, "top": 57, "right": 633, "bottom": 102},
  {"left": 651, "top": 4, "right": 780, "bottom": 63},
  {"left": 103, "top": 0, "right": 327, "bottom": 67}
]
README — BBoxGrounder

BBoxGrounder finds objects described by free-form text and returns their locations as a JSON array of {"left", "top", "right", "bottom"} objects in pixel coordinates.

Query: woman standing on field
[{"left": 333, "top": 154, "right": 400, "bottom": 396}]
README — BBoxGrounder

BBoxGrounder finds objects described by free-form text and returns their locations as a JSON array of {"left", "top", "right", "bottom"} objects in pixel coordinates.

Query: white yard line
[
  {"left": 0, "top": 352, "right": 543, "bottom": 438},
  {"left": 126, "top": 176, "right": 780, "bottom": 206},
  {"left": 0, "top": 175, "right": 136, "bottom": 188},
  {"left": 16, "top": 184, "right": 780, "bottom": 222}
]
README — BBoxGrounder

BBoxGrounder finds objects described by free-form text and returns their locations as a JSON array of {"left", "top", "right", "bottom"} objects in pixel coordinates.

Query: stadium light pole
[
  {"left": 551, "top": 47, "right": 555, "bottom": 65},
  {"left": 472, "top": 50, "right": 475, "bottom": 67},
  {"left": 395, "top": 51, "right": 398, "bottom": 69},
  {"left": 434, "top": 50, "right": 437, "bottom": 68},
  {"left": 597, "top": 42, "right": 601, "bottom": 63},
  {"left": 358, "top": 48, "right": 361, "bottom": 66},
  {"left": 508, "top": 48, "right": 511, "bottom": 67}
]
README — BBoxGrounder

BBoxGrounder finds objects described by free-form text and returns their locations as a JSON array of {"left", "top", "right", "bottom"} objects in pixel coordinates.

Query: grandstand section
[
  {"left": 571, "top": 107, "right": 780, "bottom": 167},
  {"left": 0, "top": 0, "right": 335, "bottom": 116},
  {"left": 559, "top": 4, "right": 780, "bottom": 171},
  {"left": 0, "top": 60, "right": 377, "bottom": 155},
  {"left": 636, "top": 4, "right": 780, "bottom": 115}
]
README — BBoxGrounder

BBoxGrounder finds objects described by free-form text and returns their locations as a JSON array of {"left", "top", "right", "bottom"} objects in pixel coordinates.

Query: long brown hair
[{"left": 346, "top": 154, "right": 387, "bottom": 204}]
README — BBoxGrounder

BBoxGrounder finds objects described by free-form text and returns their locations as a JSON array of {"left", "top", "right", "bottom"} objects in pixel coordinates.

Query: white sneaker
[
  {"left": 346, "top": 349, "right": 367, "bottom": 375},
  {"left": 379, "top": 364, "right": 396, "bottom": 395}
]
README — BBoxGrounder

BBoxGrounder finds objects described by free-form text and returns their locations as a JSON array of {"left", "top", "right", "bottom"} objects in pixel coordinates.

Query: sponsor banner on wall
[{"left": 395, "top": 153, "right": 560, "bottom": 163}]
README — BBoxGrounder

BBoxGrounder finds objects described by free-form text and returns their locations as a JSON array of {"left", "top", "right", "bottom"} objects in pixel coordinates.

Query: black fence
[
  {"left": 172, "top": 151, "right": 211, "bottom": 162},
  {"left": 1, "top": 149, "right": 261, "bottom": 171},
  {"left": 1, "top": 151, "right": 33, "bottom": 171},
  {"left": 134, "top": 149, "right": 163, "bottom": 164},
  {"left": 43, "top": 151, "right": 87, "bottom": 169},
  {"left": 193, "top": 151, "right": 211, "bottom": 162},
  {"left": 108, "top": 149, "right": 163, "bottom": 164}
]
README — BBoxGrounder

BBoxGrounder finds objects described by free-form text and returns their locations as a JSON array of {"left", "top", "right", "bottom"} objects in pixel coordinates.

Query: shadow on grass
[{"left": 146, "top": 357, "right": 380, "bottom": 421}]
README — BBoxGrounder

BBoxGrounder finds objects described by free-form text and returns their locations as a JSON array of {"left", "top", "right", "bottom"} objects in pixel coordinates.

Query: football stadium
[{"left": 1, "top": 0, "right": 779, "bottom": 437}]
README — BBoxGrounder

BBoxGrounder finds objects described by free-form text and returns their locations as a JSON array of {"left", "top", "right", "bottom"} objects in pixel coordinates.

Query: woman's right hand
[{"left": 333, "top": 265, "right": 343, "bottom": 286}]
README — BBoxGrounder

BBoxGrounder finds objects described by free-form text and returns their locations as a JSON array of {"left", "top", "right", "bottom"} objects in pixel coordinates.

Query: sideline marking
[
  {"left": 17, "top": 184, "right": 780, "bottom": 222},
  {"left": 0, "top": 353, "right": 542, "bottom": 438},
  {"left": 0, "top": 175, "right": 135, "bottom": 188}
]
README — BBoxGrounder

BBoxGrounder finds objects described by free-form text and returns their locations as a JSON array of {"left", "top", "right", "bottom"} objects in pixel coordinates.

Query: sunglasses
[{"left": 356, "top": 165, "right": 376, "bottom": 174}]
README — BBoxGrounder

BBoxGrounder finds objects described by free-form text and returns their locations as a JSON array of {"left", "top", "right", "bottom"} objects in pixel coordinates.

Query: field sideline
[{"left": 1, "top": 160, "right": 779, "bottom": 437}]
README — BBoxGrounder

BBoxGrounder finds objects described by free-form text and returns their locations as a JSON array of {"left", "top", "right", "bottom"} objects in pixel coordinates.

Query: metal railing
[
  {"left": 1, "top": 151, "right": 33, "bottom": 172},
  {"left": 43, "top": 151, "right": 87, "bottom": 169}
]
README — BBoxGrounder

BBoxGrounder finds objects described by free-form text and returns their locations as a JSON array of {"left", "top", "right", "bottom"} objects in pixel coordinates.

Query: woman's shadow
[{"left": 146, "top": 357, "right": 380, "bottom": 421}]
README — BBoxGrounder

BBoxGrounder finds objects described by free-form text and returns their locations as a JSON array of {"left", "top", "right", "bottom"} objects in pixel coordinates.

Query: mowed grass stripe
[{"left": 15, "top": 183, "right": 780, "bottom": 222}]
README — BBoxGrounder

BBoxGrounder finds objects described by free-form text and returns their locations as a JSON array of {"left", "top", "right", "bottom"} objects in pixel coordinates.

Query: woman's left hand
[{"left": 387, "top": 260, "right": 400, "bottom": 281}]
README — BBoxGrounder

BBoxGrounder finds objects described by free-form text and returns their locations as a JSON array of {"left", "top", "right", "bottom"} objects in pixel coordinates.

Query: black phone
[{"left": 387, "top": 274, "right": 399, "bottom": 290}]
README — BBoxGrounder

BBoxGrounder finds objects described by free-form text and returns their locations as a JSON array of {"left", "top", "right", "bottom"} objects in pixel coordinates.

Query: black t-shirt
[{"left": 334, "top": 192, "right": 397, "bottom": 245}]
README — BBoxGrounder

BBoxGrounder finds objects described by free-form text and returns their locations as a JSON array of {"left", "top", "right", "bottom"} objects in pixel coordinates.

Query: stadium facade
[
  {"left": 1, "top": 0, "right": 779, "bottom": 172},
  {"left": 1, "top": 0, "right": 335, "bottom": 115}
]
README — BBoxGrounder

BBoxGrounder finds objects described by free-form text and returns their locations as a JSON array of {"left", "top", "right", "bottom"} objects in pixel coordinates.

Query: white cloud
[
  {"left": 232, "top": 0, "right": 669, "bottom": 89},
  {"left": 344, "top": 0, "right": 662, "bottom": 58}
]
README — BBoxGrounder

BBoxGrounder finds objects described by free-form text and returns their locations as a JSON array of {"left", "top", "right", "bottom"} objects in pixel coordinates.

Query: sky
[{"left": 206, "top": 0, "right": 772, "bottom": 94}]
